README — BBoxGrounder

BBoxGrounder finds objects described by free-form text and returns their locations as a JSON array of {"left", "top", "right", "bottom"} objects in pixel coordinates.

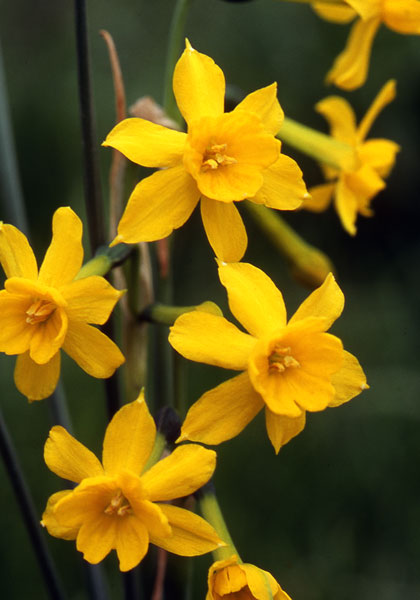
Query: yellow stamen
[
  {"left": 201, "top": 142, "right": 237, "bottom": 172},
  {"left": 26, "top": 299, "right": 57, "bottom": 324},
  {"left": 268, "top": 345, "right": 300, "bottom": 374},
  {"left": 104, "top": 490, "right": 132, "bottom": 517}
]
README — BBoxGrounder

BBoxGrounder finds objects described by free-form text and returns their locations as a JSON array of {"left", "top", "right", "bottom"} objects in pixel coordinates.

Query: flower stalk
[
  {"left": 278, "top": 116, "right": 356, "bottom": 171},
  {"left": 197, "top": 485, "right": 240, "bottom": 563},
  {"left": 0, "top": 408, "right": 66, "bottom": 600},
  {"left": 244, "top": 201, "right": 334, "bottom": 289}
]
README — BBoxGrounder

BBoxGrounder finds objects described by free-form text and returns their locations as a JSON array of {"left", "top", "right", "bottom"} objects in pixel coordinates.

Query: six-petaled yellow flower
[
  {"left": 103, "top": 40, "right": 307, "bottom": 262},
  {"left": 41, "top": 393, "right": 224, "bottom": 571},
  {"left": 303, "top": 80, "right": 400, "bottom": 235},
  {"left": 207, "top": 555, "right": 291, "bottom": 600},
  {"left": 313, "top": 0, "right": 420, "bottom": 89},
  {"left": 0, "top": 207, "right": 125, "bottom": 401},
  {"left": 169, "top": 262, "right": 367, "bottom": 453}
]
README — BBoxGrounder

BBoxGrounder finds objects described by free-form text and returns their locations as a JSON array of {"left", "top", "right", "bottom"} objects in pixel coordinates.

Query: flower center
[
  {"left": 268, "top": 345, "right": 300, "bottom": 374},
  {"left": 26, "top": 298, "right": 57, "bottom": 325},
  {"left": 104, "top": 490, "right": 132, "bottom": 517},
  {"left": 201, "top": 142, "right": 237, "bottom": 172}
]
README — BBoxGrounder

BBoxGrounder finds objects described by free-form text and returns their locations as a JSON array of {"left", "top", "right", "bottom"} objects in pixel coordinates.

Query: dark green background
[{"left": 1, "top": 0, "right": 420, "bottom": 598}]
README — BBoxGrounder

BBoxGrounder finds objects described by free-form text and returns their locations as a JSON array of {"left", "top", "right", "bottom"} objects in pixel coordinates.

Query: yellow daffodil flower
[
  {"left": 207, "top": 555, "right": 291, "bottom": 600},
  {"left": 169, "top": 262, "right": 367, "bottom": 453},
  {"left": 303, "top": 80, "right": 400, "bottom": 235},
  {"left": 103, "top": 40, "right": 307, "bottom": 262},
  {"left": 0, "top": 207, "right": 124, "bottom": 401},
  {"left": 42, "top": 393, "right": 224, "bottom": 571},
  {"left": 313, "top": 0, "right": 420, "bottom": 89}
]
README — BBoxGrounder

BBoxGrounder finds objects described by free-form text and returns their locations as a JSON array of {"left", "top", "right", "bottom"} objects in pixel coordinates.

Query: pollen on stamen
[{"left": 26, "top": 299, "right": 57, "bottom": 325}]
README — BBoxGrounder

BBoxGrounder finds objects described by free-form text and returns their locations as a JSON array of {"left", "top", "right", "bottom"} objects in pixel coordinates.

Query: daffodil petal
[
  {"left": 357, "top": 80, "right": 396, "bottom": 142},
  {"left": 151, "top": 504, "right": 223, "bottom": 556},
  {"left": 242, "top": 564, "right": 283, "bottom": 600},
  {"left": 54, "top": 477, "right": 115, "bottom": 528},
  {"left": 41, "top": 491, "right": 78, "bottom": 540},
  {"left": 0, "top": 223, "right": 38, "bottom": 279},
  {"left": 29, "top": 306, "right": 68, "bottom": 364},
  {"left": 14, "top": 351, "right": 61, "bottom": 401},
  {"left": 315, "top": 96, "right": 357, "bottom": 145},
  {"left": 0, "top": 292, "right": 33, "bottom": 355},
  {"left": 44, "top": 425, "right": 104, "bottom": 483},
  {"left": 102, "top": 394, "right": 156, "bottom": 476},
  {"left": 103, "top": 117, "right": 186, "bottom": 167},
  {"left": 38, "top": 207, "right": 84, "bottom": 287},
  {"left": 200, "top": 197, "right": 248, "bottom": 262},
  {"left": 233, "top": 83, "right": 284, "bottom": 135},
  {"left": 173, "top": 40, "right": 225, "bottom": 124},
  {"left": 304, "top": 183, "right": 335, "bottom": 212},
  {"left": 115, "top": 517, "right": 149, "bottom": 571},
  {"left": 178, "top": 372, "right": 264, "bottom": 445},
  {"left": 357, "top": 139, "right": 400, "bottom": 178},
  {"left": 252, "top": 154, "right": 307, "bottom": 210},
  {"left": 61, "top": 276, "right": 124, "bottom": 325},
  {"left": 334, "top": 177, "right": 358, "bottom": 235},
  {"left": 265, "top": 409, "right": 306, "bottom": 454},
  {"left": 312, "top": 2, "right": 357, "bottom": 23},
  {"left": 346, "top": 0, "right": 381, "bottom": 20},
  {"left": 114, "top": 166, "right": 200, "bottom": 244},
  {"left": 289, "top": 272, "right": 344, "bottom": 329},
  {"left": 330, "top": 350, "right": 368, "bottom": 406},
  {"left": 326, "top": 17, "right": 381, "bottom": 91},
  {"left": 218, "top": 262, "right": 287, "bottom": 338},
  {"left": 383, "top": 0, "right": 420, "bottom": 34},
  {"left": 141, "top": 444, "right": 216, "bottom": 502},
  {"left": 63, "top": 321, "right": 124, "bottom": 378},
  {"left": 169, "top": 311, "right": 256, "bottom": 370},
  {"left": 77, "top": 512, "right": 117, "bottom": 565}
]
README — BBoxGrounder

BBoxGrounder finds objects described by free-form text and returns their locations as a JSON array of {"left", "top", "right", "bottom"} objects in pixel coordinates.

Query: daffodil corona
[
  {"left": 169, "top": 262, "right": 367, "bottom": 453},
  {"left": 42, "top": 393, "right": 224, "bottom": 571},
  {"left": 313, "top": 0, "right": 420, "bottom": 89},
  {"left": 303, "top": 80, "right": 400, "bottom": 235},
  {"left": 207, "top": 555, "right": 291, "bottom": 600},
  {"left": 103, "top": 40, "right": 308, "bottom": 262},
  {"left": 0, "top": 207, "right": 125, "bottom": 401}
]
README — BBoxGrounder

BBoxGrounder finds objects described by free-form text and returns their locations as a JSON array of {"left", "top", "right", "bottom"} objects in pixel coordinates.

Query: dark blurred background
[{"left": 1, "top": 0, "right": 420, "bottom": 598}]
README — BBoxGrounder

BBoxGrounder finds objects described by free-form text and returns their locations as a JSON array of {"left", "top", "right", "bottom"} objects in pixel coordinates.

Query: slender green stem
[
  {"left": 74, "top": 0, "right": 105, "bottom": 255},
  {"left": 163, "top": 0, "right": 193, "bottom": 122},
  {"left": 140, "top": 301, "right": 222, "bottom": 326},
  {"left": 0, "top": 408, "right": 66, "bottom": 600},
  {"left": 197, "top": 485, "right": 240, "bottom": 562},
  {"left": 279, "top": 116, "right": 355, "bottom": 170},
  {"left": 244, "top": 201, "right": 334, "bottom": 288},
  {"left": 0, "top": 38, "right": 29, "bottom": 233}
]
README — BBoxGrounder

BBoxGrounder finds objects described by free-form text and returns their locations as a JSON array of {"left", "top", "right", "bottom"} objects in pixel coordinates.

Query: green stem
[
  {"left": 0, "top": 408, "right": 66, "bottom": 600},
  {"left": 163, "top": 0, "right": 193, "bottom": 122},
  {"left": 0, "top": 39, "right": 29, "bottom": 234},
  {"left": 75, "top": 243, "right": 133, "bottom": 280},
  {"left": 141, "top": 301, "right": 222, "bottom": 326},
  {"left": 244, "top": 201, "right": 334, "bottom": 289},
  {"left": 278, "top": 116, "right": 355, "bottom": 170},
  {"left": 74, "top": 0, "right": 106, "bottom": 254},
  {"left": 198, "top": 486, "right": 241, "bottom": 563}
]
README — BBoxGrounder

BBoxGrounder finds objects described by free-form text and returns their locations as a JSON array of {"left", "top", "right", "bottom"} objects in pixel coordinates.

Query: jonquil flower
[
  {"left": 103, "top": 40, "right": 307, "bottom": 262},
  {"left": 42, "top": 393, "right": 223, "bottom": 571},
  {"left": 313, "top": 0, "right": 420, "bottom": 89},
  {"left": 303, "top": 80, "right": 400, "bottom": 235},
  {"left": 207, "top": 555, "right": 291, "bottom": 600},
  {"left": 169, "top": 262, "right": 367, "bottom": 453},
  {"left": 0, "top": 207, "right": 124, "bottom": 401}
]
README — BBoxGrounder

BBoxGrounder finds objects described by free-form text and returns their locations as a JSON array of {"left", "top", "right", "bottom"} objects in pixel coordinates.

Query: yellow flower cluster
[{"left": 1, "top": 39, "right": 384, "bottom": 591}]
